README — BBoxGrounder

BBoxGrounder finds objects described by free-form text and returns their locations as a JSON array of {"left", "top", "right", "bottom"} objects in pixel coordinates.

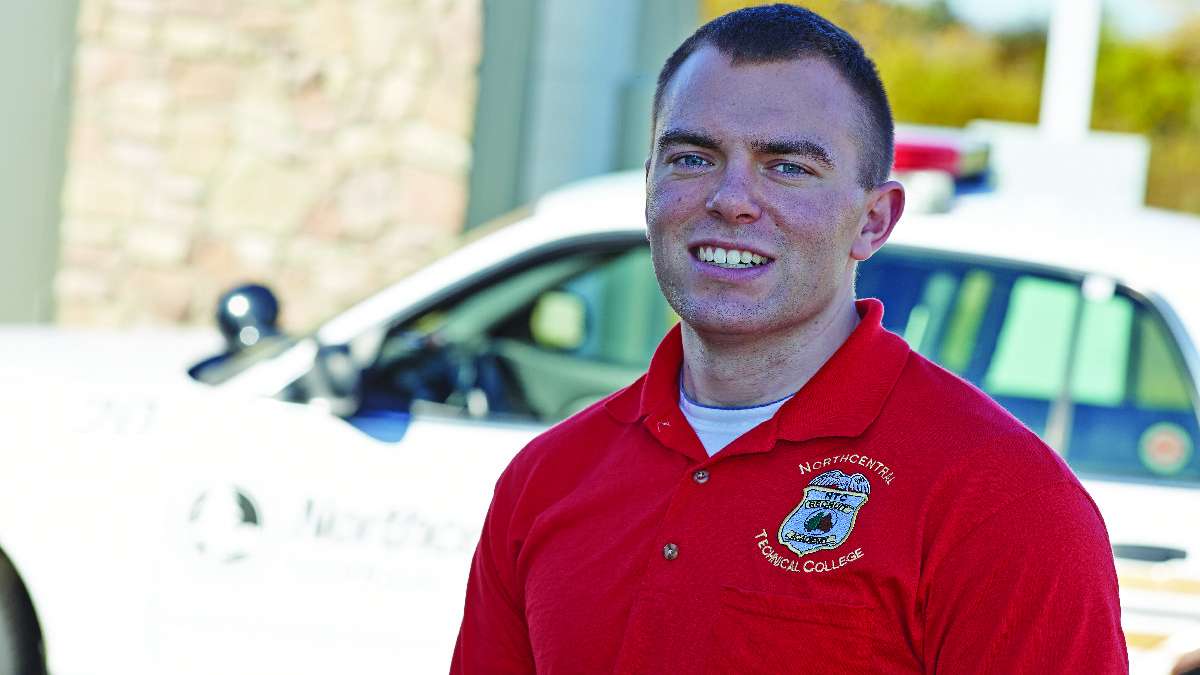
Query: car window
[
  {"left": 1071, "top": 293, "right": 1133, "bottom": 406},
  {"left": 490, "top": 246, "right": 678, "bottom": 420},
  {"left": 860, "top": 248, "right": 1200, "bottom": 484},
  {"left": 536, "top": 246, "right": 677, "bottom": 368},
  {"left": 984, "top": 276, "right": 1079, "bottom": 401},
  {"left": 938, "top": 269, "right": 993, "bottom": 374},
  {"left": 1066, "top": 296, "right": 1199, "bottom": 482},
  {"left": 855, "top": 253, "right": 999, "bottom": 378},
  {"left": 358, "top": 241, "right": 669, "bottom": 425}
]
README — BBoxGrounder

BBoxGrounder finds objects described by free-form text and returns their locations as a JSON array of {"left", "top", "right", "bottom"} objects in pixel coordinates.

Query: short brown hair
[{"left": 653, "top": 4, "right": 894, "bottom": 189}]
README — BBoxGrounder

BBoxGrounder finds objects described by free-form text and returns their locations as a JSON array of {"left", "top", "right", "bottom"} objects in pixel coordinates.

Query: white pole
[{"left": 1039, "top": 0, "right": 1103, "bottom": 141}]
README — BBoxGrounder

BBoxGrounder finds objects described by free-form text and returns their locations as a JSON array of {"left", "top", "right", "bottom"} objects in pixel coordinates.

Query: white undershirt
[{"left": 679, "top": 382, "right": 793, "bottom": 456}]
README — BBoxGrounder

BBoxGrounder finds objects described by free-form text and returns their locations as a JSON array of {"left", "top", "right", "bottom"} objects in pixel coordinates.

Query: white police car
[{"left": 3, "top": 147, "right": 1200, "bottom": 673}]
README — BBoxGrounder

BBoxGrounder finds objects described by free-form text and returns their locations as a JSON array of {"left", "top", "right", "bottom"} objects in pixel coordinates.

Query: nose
[{"left": 705, "top": 165, "right": 762, "bottom": 225}]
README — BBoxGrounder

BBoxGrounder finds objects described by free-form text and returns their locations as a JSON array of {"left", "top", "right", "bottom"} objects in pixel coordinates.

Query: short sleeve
[
  {"left": 450, "top": 468, "right": 536, "bottom": 675},
  {"left": 922, "top": 480, "right": 1128, "bottom": 674}
]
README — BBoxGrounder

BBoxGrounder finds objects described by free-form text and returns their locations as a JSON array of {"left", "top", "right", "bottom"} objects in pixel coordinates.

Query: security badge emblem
[{"left": 778, "top": 469, "right": 870, "bottom": 557}]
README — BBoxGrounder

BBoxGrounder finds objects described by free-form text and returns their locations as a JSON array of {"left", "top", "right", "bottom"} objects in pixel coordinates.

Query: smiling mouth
[{"left": 692, "top": 246, "right": 773, "bottom": 269}]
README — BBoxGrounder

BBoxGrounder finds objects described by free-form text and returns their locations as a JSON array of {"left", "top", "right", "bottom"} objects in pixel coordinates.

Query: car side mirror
[{"left": 216, "top": 283, "right": 282, "bottom": 353}]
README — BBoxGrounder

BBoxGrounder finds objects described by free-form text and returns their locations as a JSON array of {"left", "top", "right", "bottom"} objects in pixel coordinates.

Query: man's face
[{"left": 647, "top": 47, "right": 882, "bottom": 340}]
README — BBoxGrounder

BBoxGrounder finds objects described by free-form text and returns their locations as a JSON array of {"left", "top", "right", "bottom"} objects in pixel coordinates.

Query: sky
[{"left": 896, "top": 0, "right": 1198, "bottom": 38}]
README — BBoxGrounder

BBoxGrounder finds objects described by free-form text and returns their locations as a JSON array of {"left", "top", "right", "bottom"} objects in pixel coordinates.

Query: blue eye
[
  {"left": 671, "top": 154, "right": 711, "bottom": 171},
  {"left": 773, "top": 162, "right": 809, "bottom": 176}
]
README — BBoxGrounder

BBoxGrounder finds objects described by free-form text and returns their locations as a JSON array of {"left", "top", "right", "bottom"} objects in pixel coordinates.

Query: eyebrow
[
  {"left": 655, "top": 128, "right": 836, "bottom": 171},
  {"left": 751, "top": 138, "right": 836, "bottom": 170},
  {"left": 656, "top": 128, "right": 721, "bottom": 154}
]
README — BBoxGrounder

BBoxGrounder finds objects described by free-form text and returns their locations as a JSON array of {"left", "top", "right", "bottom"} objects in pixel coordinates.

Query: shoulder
[
  {"left": 881, "top": 349, "right": 1072, "bottom": 481},
  {"left": 878, "top": 353, "right": 1113, "bottom": 564},
  {"left": 873, "top": 349, "right": 1107, "bottom": 535},
  {"left": 889, "top": 350, "right": 1024, "bottom": 432}
]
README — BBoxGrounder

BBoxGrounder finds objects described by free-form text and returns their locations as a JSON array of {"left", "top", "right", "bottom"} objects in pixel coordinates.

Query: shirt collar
[{"left": 605, "top": 298, "right": 910, "bottom": 448}]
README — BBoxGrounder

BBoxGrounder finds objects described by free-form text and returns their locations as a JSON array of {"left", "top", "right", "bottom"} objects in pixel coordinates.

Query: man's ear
[
  {"left": 644, "top": 157, "right": 653, "bottom": 242},
  {"left": 850, "top": 180, "right": 905, "bottom": 262}
]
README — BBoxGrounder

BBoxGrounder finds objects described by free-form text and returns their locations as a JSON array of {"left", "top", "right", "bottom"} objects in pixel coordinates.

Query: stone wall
[{"left": 58, "top": 0, "right": 480, "bottom": 330}]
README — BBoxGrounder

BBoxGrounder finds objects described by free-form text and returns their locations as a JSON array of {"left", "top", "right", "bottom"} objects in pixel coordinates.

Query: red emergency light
[{"left": 893, "top": 127, "right": 989, "bottom": 179}]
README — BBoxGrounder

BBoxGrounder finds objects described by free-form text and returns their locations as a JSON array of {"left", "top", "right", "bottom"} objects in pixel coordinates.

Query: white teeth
[{"left": 692, "top": 246, "right": 771, "bottom": 268}]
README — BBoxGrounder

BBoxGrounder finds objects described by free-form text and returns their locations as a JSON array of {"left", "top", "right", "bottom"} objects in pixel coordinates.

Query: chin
[{"left": 676, "top": 303, "right": 787, "bottom": 338}]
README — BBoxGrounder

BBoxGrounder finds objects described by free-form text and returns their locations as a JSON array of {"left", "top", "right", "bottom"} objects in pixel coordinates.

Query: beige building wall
[{"left": 59, "top": 0, "right": 481, "bottom": 330}]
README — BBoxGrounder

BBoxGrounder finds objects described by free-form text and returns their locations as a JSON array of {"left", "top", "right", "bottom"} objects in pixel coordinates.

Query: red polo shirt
[{"left": 452, "top": 299, "right": 1127, "bottom": 674}]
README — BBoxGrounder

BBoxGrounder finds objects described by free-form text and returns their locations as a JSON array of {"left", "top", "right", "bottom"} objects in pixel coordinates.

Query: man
[{"left": 453, "top": 5, "right": 1127, "bottom": 673}]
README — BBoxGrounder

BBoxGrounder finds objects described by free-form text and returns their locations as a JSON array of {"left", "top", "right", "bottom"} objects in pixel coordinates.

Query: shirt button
[
  {"left": 662, "top": 543, "right": 679, "bottom": 560},
  {"left": 692, "top": 469, "right": 710, "bottom": 484}
]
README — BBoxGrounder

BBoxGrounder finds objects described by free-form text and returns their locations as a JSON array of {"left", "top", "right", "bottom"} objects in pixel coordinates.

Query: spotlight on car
[{"left": 215, "top": 283, "right": 281, "bottom": 353}]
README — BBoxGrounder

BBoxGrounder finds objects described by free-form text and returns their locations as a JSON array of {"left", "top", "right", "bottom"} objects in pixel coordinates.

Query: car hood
[{"left": 0, "top": 325, "right": 225, "bottom": 387}]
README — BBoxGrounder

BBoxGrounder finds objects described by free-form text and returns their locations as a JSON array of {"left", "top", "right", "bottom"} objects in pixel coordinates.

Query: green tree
[
  {"left": 1094, "top": 19, "right": 1200, "bottom": 213},
  {"left": 702, "top": 0, "right": 1043, "bottom": 127}
]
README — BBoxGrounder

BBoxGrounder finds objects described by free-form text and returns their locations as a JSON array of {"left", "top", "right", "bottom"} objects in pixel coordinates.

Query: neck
[{"left": 680, "top": 300, "right": 860, "bottom": 408}]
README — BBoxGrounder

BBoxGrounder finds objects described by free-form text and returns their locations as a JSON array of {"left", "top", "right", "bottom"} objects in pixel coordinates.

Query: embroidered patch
[{"left": 778, "top": 469, "right": 870, "bottom": 557}]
